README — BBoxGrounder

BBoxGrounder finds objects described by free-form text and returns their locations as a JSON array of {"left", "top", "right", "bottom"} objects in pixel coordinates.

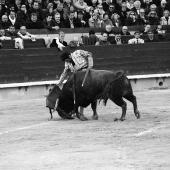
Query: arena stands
[
  {"left": 0, "top": 0, "right": 170, "bottom": 48},
  {"left": 0, "top": 0, "right": 170, "bottom": 84}
]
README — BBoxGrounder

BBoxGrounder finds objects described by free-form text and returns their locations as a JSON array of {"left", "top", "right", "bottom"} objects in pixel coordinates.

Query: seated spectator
[
  {"left": 73, "top": 36, "right": 84, "bottom": 46},
  {"left": 0, "top": 15, "right": 11, "bottom": 29},
  {"left": 136, "top": 8, "right": 149, "bottom": 26},
  {"left": 148, "top": 11, "right": 159, "bottom": 25},
  {"left": 88, "top": 12, "right": 101, "bottom": 28},
  {"left": 0, "top": 3, "right": 7, "bottom": 19},
  {"left": 149, "top": 4, "right": 157, "bottom": 14},
  {"left": 126, "top": 0, "right": 135, "bottom": 11},
  {"left": 142, "top": 0, "right": 153, "bottom": 15},
  {"left": 28, "top": 1, "right": 44, "bottom": 21},
  {"left": 104, "top": 24, "right": 114, "bottom": 36},
  {"left": 157, "top": 0, "right": 169, "bottom": 19},
  {"left": 17, "top": 25, "right": 37, "bottom": 41},
  {"left": 52, "top": 0, "right": 61, "bottom": 10},
  {"left": 42, "top": 14, "right": 58, "bottom": 30},
  {"left": 118, "top": 2, "right": 130, "bottom": 26},
  {"left": 94, "top": 4, "right": 105, "bottom": 20},
  {"left": 125, "top": 11, "right": 137, "bottom": 26},
  {"left": 27, "top": 13, "right": 44, "bottom": 29},
  {"left": 8, "top": 10, "right": 20, "bottom": 29},
  {"left": 101, "top": 13, "right": 113, "bottom": 28},
  {"left": 87, "top": 6, "right": 94, "bottom": 19},
  {"left": 6, "top": 4, "right": 14, "bottom": 15},
  {"left": 154, "top": 24, "right": 166, "bottom": 34},
  {"left": 5, "top": 25, "right": 17, "bottom": 39},
  {"left": 7, "top": 5, "right": 15, "bottom": 16},
  {"left": 54, "top": 3, "right": 66, "bottom": 21},
  {"left": 13, "top": 0, "right": 21, "bottom": 13},
  {"left": 0, "top": 28, "right": 11, "bottom": 40},
  {"left": 160, "top": 10, "right": 170, "bottom": 25},
  {"left": 25, "top": 0, "right": 33, "bottom": 11},
  {"left": 36, "top": 0, "right": 43, "bottom": 8},
  {"left": 63, "top": 0, "right": 73, "bottom": 17},
  {"left": 128, "top": 31, "right": 144, "bottom": 44},
  {"left": 6, "top": 25, "right": 23, "bottom": 49},
  {"left": 64, "top": 11, "right": 81, "bottom": 28},
  {"left": 88, "top": 0, "right": 99, "bottom": 9},
  {"left": 133, "top": 0, "right": 142, "bottom": 16},
  {"left": 120, "top": 26, "right": 131, "bottom": 35},
  {"left": 108, "top": 33, "right": 125, "bottom": 44},
  {"left": 95, "top": 32, "right": 111, "bottom": 45},
  {"left": 154, "top": 25, "right": 167, "bottom": 42},
  {"left": 102, "top": 0, "right": 111, "bottom": 12},
  {"left": 111, "top": 13, "right": 122, "bottom": 27},
  {"left": 88, "top": 29, "right": 99, "bottom": 45},
  {"left": 53, "top": 13, "right": 65, "bottom": 28},
  {"left": 67, "top": 5, "right": 78, "bottom": 19},
  {"left": 80, "top": 35, "right": 88, "bottom": 46},
  {"left": 144, "top": 30, "right": 159, "bottom": 43},
  {"left": 50, "top": 31, "right": 67, "bottom": 50},
  {"left": 16, "top": 4, "right": 30, "bottom": 25},
  {"left": 115, "top": 0, "right": 123, "bottom": 13},
  {"left": 77, "top": 10, "right": 88, "bottom": 27},
  {"left": 44, "top": 2, "right": 55, "bottom": 18},
  {"left": 141, "top": 24, "right": 151, "bottom": 34},
  {"left": 106, "top": 3, "right": 117, "bottom": 19},
  {"left": 68, "top": 36, "right": 84, "bottom": 47},
  {"left": 74, "top": 0, "right": 88, "bottom": 11}
]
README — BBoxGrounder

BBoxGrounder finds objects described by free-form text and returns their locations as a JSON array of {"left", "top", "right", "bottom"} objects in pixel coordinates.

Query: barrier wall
[{"left": 0, "top": 42, "right": 170, "bottom": 84}]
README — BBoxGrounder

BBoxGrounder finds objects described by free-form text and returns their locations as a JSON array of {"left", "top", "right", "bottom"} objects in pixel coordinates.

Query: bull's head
[{"left": 46, "top": 85, "right": 74, "bottom": 119}]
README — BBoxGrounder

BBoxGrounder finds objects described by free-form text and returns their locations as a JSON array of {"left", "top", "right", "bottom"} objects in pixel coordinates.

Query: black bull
[{"left": 46, "top": 69, "right": 140, "bottom": 121}]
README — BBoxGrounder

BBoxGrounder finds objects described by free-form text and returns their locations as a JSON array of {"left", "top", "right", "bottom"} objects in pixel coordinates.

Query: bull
[{"left": 46, "top": 69, "right": 140, "bottom": 121}]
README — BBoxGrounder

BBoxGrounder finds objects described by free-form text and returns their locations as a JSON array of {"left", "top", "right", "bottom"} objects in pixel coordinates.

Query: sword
[{"left": 82, "top": 68, "right": 90, "bottom": 87}]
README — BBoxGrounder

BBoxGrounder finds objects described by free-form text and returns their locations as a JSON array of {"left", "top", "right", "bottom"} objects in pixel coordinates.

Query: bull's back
[{"left": 66, "top": 69, "right": 125, "bottom": 89}]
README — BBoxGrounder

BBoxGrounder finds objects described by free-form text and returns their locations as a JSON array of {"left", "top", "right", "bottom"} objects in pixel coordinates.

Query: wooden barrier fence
[{"left": 0, "top": 42, "right": 170, "bottom": 84}]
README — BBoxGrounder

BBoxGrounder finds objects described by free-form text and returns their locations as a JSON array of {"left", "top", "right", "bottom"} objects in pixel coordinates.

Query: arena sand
[{"left": 0, "top": 89, "right": 170, "bottom": 170}]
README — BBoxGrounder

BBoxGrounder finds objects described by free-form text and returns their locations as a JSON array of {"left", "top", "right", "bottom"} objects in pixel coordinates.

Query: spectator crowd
[
  {"left": 1, "top": 0, "right": 170, "bottom": 30},
  {"left": 0, "top": 0, "right": 170, "bottom": 49}
]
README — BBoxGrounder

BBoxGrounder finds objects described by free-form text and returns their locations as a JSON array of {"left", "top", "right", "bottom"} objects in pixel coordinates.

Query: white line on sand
[
  {"left": 0, "top": 122, "right": 50, "bottom": 136},
  {"left": 135, "top": 125, "right": 168, "bottom": 136}
]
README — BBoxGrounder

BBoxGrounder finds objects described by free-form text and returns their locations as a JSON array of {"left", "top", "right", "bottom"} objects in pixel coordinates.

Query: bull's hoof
[
  {"left": 119, "top": 117, "right": 126, "bottom": 121},
  {"left": 79, "top": 115, "right": 88, "bottom": 121},
  {"left": 135, "top": 111, "right": 141, "bottom": 119},
  {"left": 92, "top": 115, "right": 98, "bottom": 120},
  {"left": 114, "top": 118, "right": 119, "bottom": 121}
]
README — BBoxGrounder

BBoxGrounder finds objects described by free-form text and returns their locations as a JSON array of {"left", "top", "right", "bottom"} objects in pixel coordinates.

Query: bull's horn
[{"left": 56, "top": 106, "right": 74, "bottom": 119}]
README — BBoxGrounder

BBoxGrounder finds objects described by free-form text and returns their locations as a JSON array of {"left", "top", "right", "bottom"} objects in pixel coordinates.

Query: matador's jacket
[{"left": 58, "top": 50, "right": 93, "bottom": 85}]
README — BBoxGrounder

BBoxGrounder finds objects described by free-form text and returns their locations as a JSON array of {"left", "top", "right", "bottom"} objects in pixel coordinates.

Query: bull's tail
[{"left": 99, "top": 71, "right": 125, "bottom": 106}]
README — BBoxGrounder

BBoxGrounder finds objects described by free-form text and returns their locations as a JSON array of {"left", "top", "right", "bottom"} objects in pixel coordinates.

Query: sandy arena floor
[{"left": 0, "top": 89, "right": 170, "bottom": 170}]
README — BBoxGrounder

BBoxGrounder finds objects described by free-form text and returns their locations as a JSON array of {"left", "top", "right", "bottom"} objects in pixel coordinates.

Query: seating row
[{"left": 1, "top": 33, "right": 170, "bottom": 49}]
